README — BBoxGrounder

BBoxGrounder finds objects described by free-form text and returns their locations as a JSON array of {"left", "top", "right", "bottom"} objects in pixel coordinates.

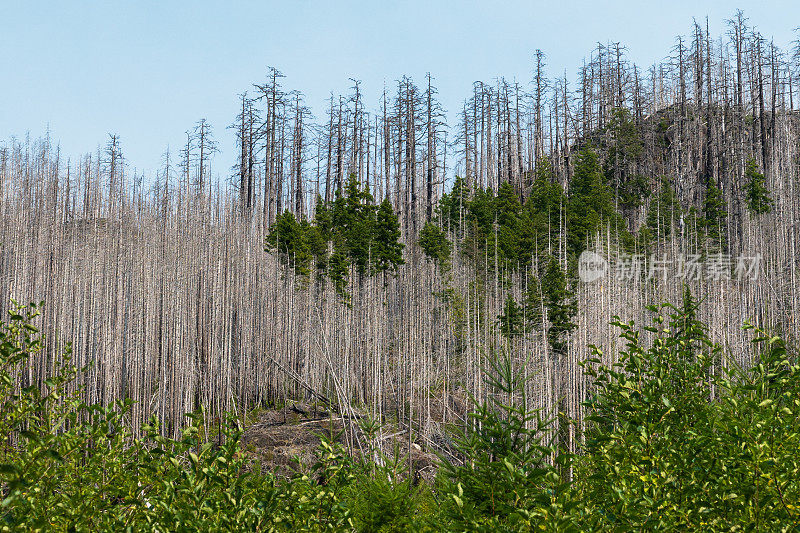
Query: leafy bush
[
  {"left": 578, "top": 288, "right": 800, "bottom": 530},
  {"left": 2, "top": 297, "right": 799, "bottom": 531}
]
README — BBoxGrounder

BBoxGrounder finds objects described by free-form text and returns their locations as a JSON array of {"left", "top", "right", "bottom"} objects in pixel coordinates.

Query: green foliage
[
  {"left": 328, "top": 242, "right": 350, "bottom": 300},
  {"left": 437, "top": 164, "right": 567, "bottom": 274},
  {"left": 266, "top": 174, "right": 404, "bottom": 296},
  {"left": 744, "top": 159, "right": 774, "bottom": 215},
  {"left": 522, "top": 273, "right": 544, "bottom": 329},
  {"left": 331, "top": 174, "right": 377, "bottom": 274},
  {"left": 0, "top": 302, "right": 447, "bottom": 531},
  {"left": 519, "top": 163, "right": 565, "bottom": 267},
  {"left": 495, "top": 182, "right": 522, "bottom": 265},
  {"left": 567, "top": 146, "right": 616, "bottom": 254},
  {"left": 5, "top": 298, "right": 800, "bottom": 531},
  {"left": 495, "top": 257, "right": 575, "bottom": 352},
  {"left": 272, "top": 437, "right": 355, "bottom": 531},
  {"left": 541, "top": 257, "right": 577, "bottom": 355},
  {"left": 347, "top": 473, "right": 417, "bottom": 532},
  {"left": 432, "top": 154, "right": 645, "bottom": 275},
  {"left": 419, "top": 221, "right": 452, "bottom": 264},
  {"left": 702, "top": 177, "right": 728, "bottom": 250},
  {"left": 372, "top": 198, "right": 405, "bottom": 274},
  {"left": 265, "top": 210, "right": 315, "bottom": 277},
  {"left": 605, "top": 108, "right": 649, "bottom": 214},
  {"left": 436, "top": 351, "right": 573, "bottom": 530},
  {"left": 578, "top": 288, "right": 800, "bottom": 529},
  {"left": 497, "top": 294, "right": 523, "bottom": 342},
  {"left": 437, "top": 175, "right": 470, "bottom": 235},
  {"left": 527, "top": 160, "right": 565, "bottom": 216}
]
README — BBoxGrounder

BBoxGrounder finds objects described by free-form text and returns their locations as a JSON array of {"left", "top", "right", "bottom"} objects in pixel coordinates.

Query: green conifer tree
[
  {"left": 567, "top": 146, "right": 615, "bottom": 255},
  {"left": 265, "top": 210, "right": 313, "bottom": 277},
  {"left": 418, "top": 221, "right": 451, "bottom": 264},
  {"left": 701, "top": 177, "right": 728, "bottom": 250},
  {"left": 605, "top": 108, "right": 648, "bottom": 216},
  {"left": 328, "top": 240, "right": 350, "bottom": 299},
  {"left": 372, "top": 198, "right": 404, "bottom": 274},
  {"left": 497, "top": 294, "right": 523, "bottom": 342},
  {"left": 743, "top": 159, "right": 773, "bottom": 215},
  {"left": 541, "top": 257, "right": 577, "bottom": 355},
  {"left": 438, "top": 175, "right": 470, "bottom": 235},
  {"left": 332, "top": 174, "right": 377, "bottom": 274},
  {"left": 495, "top": 182, "right": 522, "bottom": 266}
]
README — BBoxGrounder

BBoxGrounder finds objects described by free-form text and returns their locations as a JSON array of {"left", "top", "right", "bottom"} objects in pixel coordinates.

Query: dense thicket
[{"left": 2, "top": 296, "right": 798, "bottom": 530}]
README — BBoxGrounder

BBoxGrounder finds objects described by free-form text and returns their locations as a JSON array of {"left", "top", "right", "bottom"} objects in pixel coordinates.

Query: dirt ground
[{"left": 241, "top": 401, "right": 441, "bottom": 481}]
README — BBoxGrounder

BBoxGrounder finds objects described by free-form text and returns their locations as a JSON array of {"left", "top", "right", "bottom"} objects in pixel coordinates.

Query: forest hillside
[{"left": 0, "top": 12, "right": 798, "bottom": 461}]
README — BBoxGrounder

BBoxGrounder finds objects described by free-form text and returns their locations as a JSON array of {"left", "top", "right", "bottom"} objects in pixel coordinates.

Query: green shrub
[
  {"left": 577, "top": 288, "right": 800, "bottom": 530},
  {"left": 2, "top": 297, "right": 799, "bottom": 531}
]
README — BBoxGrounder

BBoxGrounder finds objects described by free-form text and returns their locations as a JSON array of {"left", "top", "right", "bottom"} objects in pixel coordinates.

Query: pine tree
[
  {"left": 521, "top": 161, "right": 565, "bottom": 267},
  {"left": 743, "top": 159, "right": 773, "bottom": 215},
  {"left": 265, "top": 210, "right": 313, "bottom": 277},
  {"left": 522, "top": 273, "right": 544, "bottom": 329},
  {"left": 328, "top": 240, "right": 350, "bottom": 299},
  {"left": 418, "top": 221, "right": 451, "bottom": 264},
  {"left": 497, "top": 294, "right": 523, "bottom": 342},
  {"left": 495, "top": 182, "right": 521, "bottom": 266},
  {"left": 372, "top": 198, "right": 404, "bottom": 274},
  {"left": 605, "top": 108, "right": 648, "bottom": 216},
  {"left": 314, "top": 194, "right": 333, "bottom": 242},
  {"left": 438, "top": 175, "right": 469, "bottom": 235},
  {"left": 541, "top": 257, "right": 576, "bottom": 355},
  {"left": 567, "top": 146, "right": 615, "bottom": 255},
  {"left": 702, "top": 177, "right": 727, "bottom": 250},
  {"left": 332, "top": 174, "right": 376, "bottom": 274}
]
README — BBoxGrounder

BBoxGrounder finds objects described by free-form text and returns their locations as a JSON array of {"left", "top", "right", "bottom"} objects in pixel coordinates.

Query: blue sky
[{"left": 2, "top": 1, "right": 798, "bottom": 179}]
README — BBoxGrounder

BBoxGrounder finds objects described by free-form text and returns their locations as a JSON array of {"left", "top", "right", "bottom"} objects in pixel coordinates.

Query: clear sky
[{"left": 2, "top": 1, "right": 798, "bottom": 179}]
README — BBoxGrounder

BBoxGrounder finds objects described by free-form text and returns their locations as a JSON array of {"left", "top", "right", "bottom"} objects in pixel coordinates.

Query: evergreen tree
[
  {"left": 328, "top": 240, "right": 350, "bottom": 299},
  {"left": 702, "top": 177, "right": 728, "bottom": 250},
  {"left": 567, "top": 146, "right": 615, "bottom": 255},
  {"left": 526, "top": 160, "right": 564, "bottom": 214},
  {"left": 521, "top": 161, "right": 565, "bottom": 267},
  {"left": 438, "top": 175, "right": 469, "bottom": 235},
  {"left": 605, "top": 108, "right": 648, "bottom": 216},
  {"left": 467, "top": 186, "right": 497, "bottom": 237},
  {"left": 265, "top": 210, "right": 313, "bottom": 277},
  {"left": 462, "top": 186, "right": 498, "bottom": 267},
  {"left": 522, "top": 273, "right": 544, "bottom": 330},
  {"left": 497, "top": 294, "right": 523, "bottom": 342},
  {"left": 541, "top": 257, "right": 576, "bottom": 355},
  {"left": 314, "top": 194, "right": 333, "bottom": 242},
  {"left": 743, "top": 159, "right": 773, "bottom": 215},
  {"left": 418, "top": 221, "right": 451, "bottom": 264},
  {"left": 495, "top": 182, "right": 522, "bottom": 266},
  {"left": 372, "top": 198, "right": 404, "bottom": 274},
  {"left": 438, "top": 351, "right": 558, "bottom": 526},
  {"left": 332, "top": 174, "right": 377, "bottom": 274}
]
